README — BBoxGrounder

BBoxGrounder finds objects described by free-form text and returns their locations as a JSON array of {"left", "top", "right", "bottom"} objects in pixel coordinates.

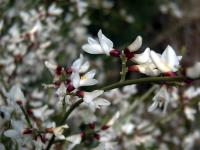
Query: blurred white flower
[
  {"left": 48, "top": 4, "right": 63, "bottom": 16},
  {"left": 46, "top": 124, "right": 69, "bottom": 140},
  {"left": 186, "top": 62, "right": 200, "bottom": 79},
  {"left": 7, "top": 83, "right": 25, "bottom": 103},
  {"left": 83, "top": 90, "right": 110, "bottom": 112},
  {"left": 184, "top": 107, "right": 196, "bottom": 121},
  {"left": 148, "top": 85, "right": 170, "bottom": 113}
]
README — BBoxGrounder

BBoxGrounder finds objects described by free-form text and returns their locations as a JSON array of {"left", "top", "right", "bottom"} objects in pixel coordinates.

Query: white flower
[
  {"left": 48, "top": 4, "right": 63, "bottom": 15},
  {"left": 71, "top": 54, "right": 89, "bottom": 73},
  {"left": 71, "top": 69, "right": 98, "bottom": 88},
  {"left": 184, "top": 107, "right": 196, "bottom": 121},
  {"left": 131, "top": 47, "right": 151, "bottom": 64},
  {"left": 7, "top": 83, "right": 25, "bottom": 103},
  {"left": 82, "top": 30, "right": 113, "bottom": 55},
  {"left": 83, "top": 90, "right": 110, "bottom": 112},
  {"left": 127, "top": 35, "right": 142, "bottom": 52},
  {"left": 186, "top": 62, "right": 200, "bottom": 79},
  {"left": 4, "top": 120, "right": 24, "bottom": 139},
  {"left": 148, "top": 86, "right": 170, "bottom": 113},
  {"left": 150, "top": 45, "right": 181, "bottom": 74}
]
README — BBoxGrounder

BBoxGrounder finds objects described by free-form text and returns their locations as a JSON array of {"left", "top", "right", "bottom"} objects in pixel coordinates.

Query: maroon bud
[
  {"left": 184, "top": 79, "right": 193, "bottom": 84},
  {"left": 67, "top": 83, "right": 75, "bottom": 92},
  {"left": 65, "top": 67, "right": 73, "bottom": 74},
  {"left": 128, "top": 66, "right": 139, "bottom": 72},
  {"left": 93, "top": 133, "right": 100, "bottom": 140},
  {"left": 124, "top": 48, "right": 134, "bottom": 60},
  {"left": 76, "top": 90, "right": 84, "bottom": 98},
  {"left": 27, "top": 109, "right": 33, "bottom": 116},
  {"left": 109, "top": 49, "right": 121, "bottom": 57},
  {"left": 55, "top": 66, "right": 62, "bottom": 75},
  {"left": 88, "top": 123, "right": 95, "bottom": 130},
  {"left": 16, "top": 100, "right": 22, "bottom": 105},
  {"left": 163, "top": 72, "right": 176, "bottom": 77},
  {"left": 23, "top": 128, "right": 33, "bottom": 134},
  {"left": 80, "top": 131, "right": 85, "bottom": 137},
  {"left": 53, "top": 81, "right": 61, "bottom": 87},
  {"left": 101, "top": 125, "right": 109, "bottom": 130}
]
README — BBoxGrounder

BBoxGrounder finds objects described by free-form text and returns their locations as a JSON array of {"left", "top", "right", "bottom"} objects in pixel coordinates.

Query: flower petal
[
  {"left": 150, "top": 50, "right": 171, "bottom": 73},
  {"left": 98, "top": 29, "right": 113, "bottom": 55},
  {"left": 161, "top": 45, "right": 179, "bottom": 71},
  {"left": 82, "top": 43, "right": 104, "bottom": 54},
  {"left": 84, "top": 90, "right": 104, "bottom": 103},
  {"left": 71, "top": 72, "right": 80, "bottom": 88},
  {"left": 132, "top": 47, "right": 150, "bottom": 64},
  {"left": 128, "top": 35, "right": 142, "bottom": 52}
]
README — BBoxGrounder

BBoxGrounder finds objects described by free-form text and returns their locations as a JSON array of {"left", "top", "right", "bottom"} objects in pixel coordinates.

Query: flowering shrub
[{"left": 1, "top": 1, "right": 200, "bottom": 150}]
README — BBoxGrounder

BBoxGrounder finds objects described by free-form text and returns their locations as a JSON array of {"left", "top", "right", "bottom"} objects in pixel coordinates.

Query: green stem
[
  {"left": 19, "top": 105, "right": 33, "bottom": 128},
  {"left": 101, "top": 76, "right": 188, "bottom": 91}
]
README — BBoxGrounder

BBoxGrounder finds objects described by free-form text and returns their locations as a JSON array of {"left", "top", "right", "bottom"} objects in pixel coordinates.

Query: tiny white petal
[{"left": 128, "top": 35, "right": 142, "bottom": 52}]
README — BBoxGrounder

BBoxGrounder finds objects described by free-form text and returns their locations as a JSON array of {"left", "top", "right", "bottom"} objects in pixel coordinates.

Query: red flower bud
[
  {"left": 101, "top": 125, "right": 109, "bottom": 130},
  {"left": 124, "top": 48, "right": 135, "bottom": 60},
  {"left": 67, "top": 83, "right": 75, "bottom": 92},
  {"left": 55, "top": 66, "right": 62, "bottom": 75},
  {"left": 163, "top": 72, "right": 176, "bottom": 77},
  {"left": 27, "top": 109, "right": 33, "bottom": 116},
  {"left": 16, "top": 100, "right": 23, "bottom": 105},
  {"left": 93, "top": 133, "right": 100, "bottom": 140},
  {"left": 23, "top": 128, "right": 33, "bottom": 134},
  {"left": 76, "top": 90, "right": 84, "bottom": 98},
  {"left": 88, "top": 123, "right": 95, "bottom": 130},
  {"left": 109, "top": 49, "right": 121, "bottom": 57},
  {"left": 65, "top": 67, "right": 72, "bottom": 74},
  {"left": 128, "top": 66, "right": 139, "bottom": 72}
]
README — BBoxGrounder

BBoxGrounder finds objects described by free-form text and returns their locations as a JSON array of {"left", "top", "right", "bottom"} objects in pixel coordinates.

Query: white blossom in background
[
  {"left": 186, "top": 62, "right": 200, "bottom": 79},
  {"left": 148, "top": 85, "right": 170, "bottom": 113},
  {"left": 83, "top": 90, "right": 110, "bottom": 112},
  {"left": 7, "top": 83, "right": 25, "bottom": 103}
]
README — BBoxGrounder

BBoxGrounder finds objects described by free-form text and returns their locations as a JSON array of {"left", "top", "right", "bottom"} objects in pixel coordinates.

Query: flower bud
[
  {"left": 76, "top": 90, "right": 84, "bottom": 98},
  {"left": 109, "top": 49, "right": 121, "bottom": 57},
  {"left": 55, "top": 66, "right": 62, "bottom": 75},
  {"left": 124, "top": 48, "right": 135, "bottom": 60}
]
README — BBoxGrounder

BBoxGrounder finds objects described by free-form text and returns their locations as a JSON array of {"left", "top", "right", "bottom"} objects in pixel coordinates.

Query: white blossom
[{"left": 82, "top": 30, "right": 113, "bottom": 55}]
